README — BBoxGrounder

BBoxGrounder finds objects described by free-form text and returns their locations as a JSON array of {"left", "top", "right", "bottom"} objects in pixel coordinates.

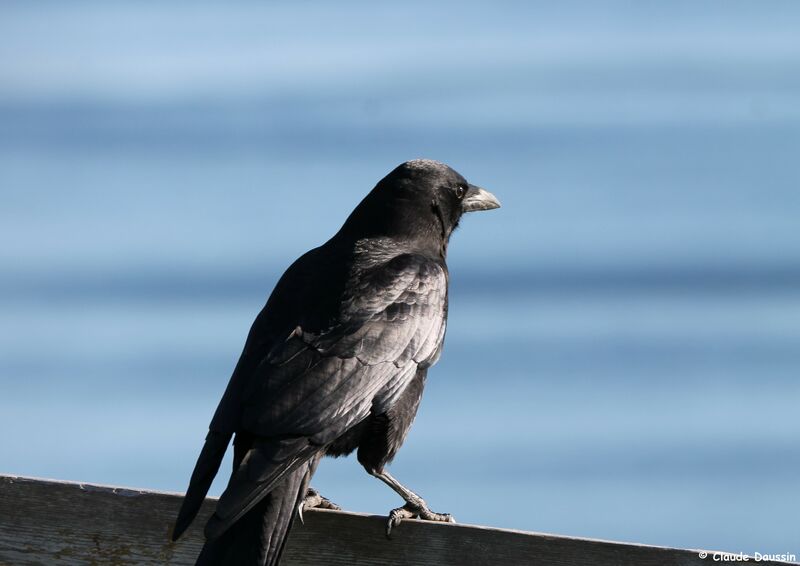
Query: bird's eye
[{"left": 454, "top": 185, "right": 466, "bottom": 199}]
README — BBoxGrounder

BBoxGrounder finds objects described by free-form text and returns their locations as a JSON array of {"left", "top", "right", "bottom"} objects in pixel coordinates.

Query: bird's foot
[
  {"left": 385, "top": 500, "right": 455, "bottom": 538},
  {"left": 298, "top": 487, "right": 340, "bottom": 524}
]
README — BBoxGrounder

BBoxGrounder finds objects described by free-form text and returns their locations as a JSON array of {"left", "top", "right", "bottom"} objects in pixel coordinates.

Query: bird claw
[
  {"left": 385, "top": 501, "right": 454, "bottom": 538},
  {"left": 298, "top": 487, "right": 341, "bottom": 524}
]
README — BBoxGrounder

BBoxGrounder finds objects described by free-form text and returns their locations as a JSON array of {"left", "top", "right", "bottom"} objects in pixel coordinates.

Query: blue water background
[{"left": 1, "top": 1, "right": 799, "bottom": 554}]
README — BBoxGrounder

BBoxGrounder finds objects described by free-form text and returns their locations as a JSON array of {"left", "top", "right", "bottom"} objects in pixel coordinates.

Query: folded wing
[{"left": 202, "top": 253, "right": 448, "bottom": 539}]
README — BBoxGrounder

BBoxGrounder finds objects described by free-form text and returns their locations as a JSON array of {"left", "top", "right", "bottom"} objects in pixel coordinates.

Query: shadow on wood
[{"left": 0, "top": 474, "right": 796, "bottom": 565}]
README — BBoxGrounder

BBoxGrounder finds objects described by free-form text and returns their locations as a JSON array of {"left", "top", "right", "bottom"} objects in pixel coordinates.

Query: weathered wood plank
[{"left": 0, "top": 474, "right": 795, "bottom": 565}]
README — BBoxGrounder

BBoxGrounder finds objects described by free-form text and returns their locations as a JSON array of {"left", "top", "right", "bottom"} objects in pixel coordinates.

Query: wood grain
[{"left": 0, "top": 474, "right": 795, "bottom": 565}]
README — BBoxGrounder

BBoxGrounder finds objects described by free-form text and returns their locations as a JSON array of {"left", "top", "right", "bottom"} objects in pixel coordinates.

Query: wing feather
[{"left": 207, "top": 254, "right": 447, "bottom": 538}]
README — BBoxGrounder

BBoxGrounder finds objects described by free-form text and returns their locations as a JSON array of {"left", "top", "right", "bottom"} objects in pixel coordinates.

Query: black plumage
[{"left": 172, "top": 159, "right": 500, "bottom": 566}]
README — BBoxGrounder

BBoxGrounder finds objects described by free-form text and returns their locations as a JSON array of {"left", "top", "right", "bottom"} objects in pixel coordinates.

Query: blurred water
[{"left": 1, "top": 0, "right": 799, "bottom": 555}]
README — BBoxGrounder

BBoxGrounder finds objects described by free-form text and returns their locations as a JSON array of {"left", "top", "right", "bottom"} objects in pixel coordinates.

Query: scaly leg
[{"left": 369, "top": 469, "right": 454, "bottom": 537}]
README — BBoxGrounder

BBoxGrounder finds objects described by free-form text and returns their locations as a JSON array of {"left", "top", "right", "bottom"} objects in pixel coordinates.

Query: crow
[{"left": 172, "top": 159, "right": 500, "bottom": 566}]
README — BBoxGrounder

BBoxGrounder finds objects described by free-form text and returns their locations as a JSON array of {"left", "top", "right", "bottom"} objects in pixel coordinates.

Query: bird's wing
[{"left": 205, "top": 253, "right": 448, "bottom": 538}]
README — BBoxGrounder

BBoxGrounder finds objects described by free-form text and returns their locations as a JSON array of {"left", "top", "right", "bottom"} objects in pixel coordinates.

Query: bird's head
[{"left": 339, "top": 159, "right": 500, "bottom": 257}]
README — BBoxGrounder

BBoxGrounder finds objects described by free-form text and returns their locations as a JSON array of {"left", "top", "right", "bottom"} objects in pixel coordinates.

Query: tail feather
[
  {"left": 173, "top": 430, "right": 231, "bottom": 541},
  {"left": 204, "top": 437, "right": 316, "bottom": 541},
  {"left": 195, "top": 455, "right": 320, "bottom": 566}
]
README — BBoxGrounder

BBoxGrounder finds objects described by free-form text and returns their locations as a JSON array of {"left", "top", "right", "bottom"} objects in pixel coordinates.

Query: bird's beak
[{"left": 462, "top": 184, "right": 501, "bottom": 212}]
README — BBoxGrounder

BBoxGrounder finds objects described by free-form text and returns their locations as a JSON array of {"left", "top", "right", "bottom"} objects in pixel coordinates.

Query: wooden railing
[{"left": 0, "top": 474, "right": 795, "bottom": 565}]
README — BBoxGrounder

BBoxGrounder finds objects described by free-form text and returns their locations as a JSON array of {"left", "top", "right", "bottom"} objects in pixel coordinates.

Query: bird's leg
[
  {"left": 297, "top": 487, "right": 340, "bottom": 524},
  {"left": 302, "top": 487, "right": 340, "bottom": 511},
  {"left": 369, "top": 469, "right": 454, "bottom": 537}
]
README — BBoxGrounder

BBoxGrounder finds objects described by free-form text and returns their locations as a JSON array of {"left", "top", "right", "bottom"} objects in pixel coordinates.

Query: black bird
[{"left": 172, "top": 159, "right": 500, "bottom": 566}]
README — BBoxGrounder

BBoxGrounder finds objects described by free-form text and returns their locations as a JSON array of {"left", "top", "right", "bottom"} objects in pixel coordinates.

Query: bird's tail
[
  {"left": 173, "top": 430, "right": 232, "bottom": 541},
  {"left": 194, "top": 455, "right": 318, "bottom": 566}
]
